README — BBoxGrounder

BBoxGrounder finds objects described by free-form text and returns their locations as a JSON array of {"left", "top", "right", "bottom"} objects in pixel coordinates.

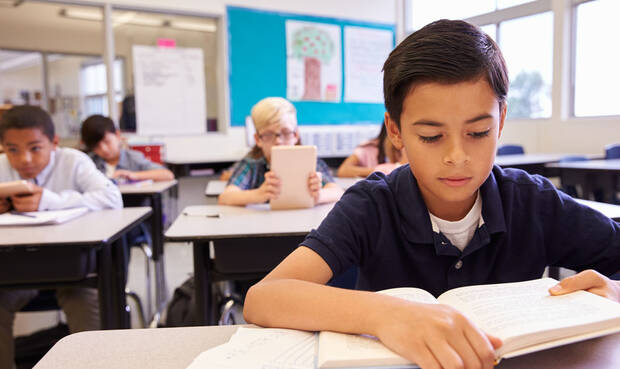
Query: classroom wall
[{"left": 2, "top": 0, "right": 617, "bottom": 157}]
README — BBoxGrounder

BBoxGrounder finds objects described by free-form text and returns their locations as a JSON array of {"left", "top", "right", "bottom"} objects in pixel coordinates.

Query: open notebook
[{"left": 0, "top": 207, "right": 89, "bottom": 226}]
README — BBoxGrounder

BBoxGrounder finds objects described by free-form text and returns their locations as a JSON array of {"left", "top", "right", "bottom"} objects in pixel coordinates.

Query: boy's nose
[
  {"left": 443, "top": 139, "right": 469, "bottom": 166},
  {"left": 19, "top": 151, "right": 32, "bottom": 164}
]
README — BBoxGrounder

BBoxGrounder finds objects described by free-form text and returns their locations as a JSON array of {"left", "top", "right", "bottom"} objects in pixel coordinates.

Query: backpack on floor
[{"left": 161, "top": 275, "right": 200, "bottom": 327}]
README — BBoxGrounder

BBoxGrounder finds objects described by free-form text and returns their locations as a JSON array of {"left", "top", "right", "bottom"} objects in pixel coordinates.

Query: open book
[
  {"left": 318, "top": 278, "right": 620, "bottom": 368},
  {"left": 0, "top": 207, "right": 89, "bottom": 226}
]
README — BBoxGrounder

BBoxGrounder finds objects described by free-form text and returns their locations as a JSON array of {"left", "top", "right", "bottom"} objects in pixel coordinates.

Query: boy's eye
[
  {"left": 469, "top": 130, "right": 490, "bottom": 139},
  {"left": 418, "top": 134, "right": 442, "bottom": 143},
  {"left": 31, "top": 146, "right": 42, "bottom": 152}
]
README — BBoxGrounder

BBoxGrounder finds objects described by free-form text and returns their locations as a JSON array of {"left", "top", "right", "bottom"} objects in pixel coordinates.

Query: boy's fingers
[
  {"left": 549, "top": 270, "right": 605, "bottom": 295},
  {"left": 463, "top": 326, "right": 499, "bottom": 368}
]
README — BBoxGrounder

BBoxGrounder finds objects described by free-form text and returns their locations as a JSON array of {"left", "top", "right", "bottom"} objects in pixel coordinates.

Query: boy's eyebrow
[
  {"left": 465, "top": 114, "right": 494, "bottom": 124},
  {"left": 412, "top": 114, "right": 494, "bottom": 127}
]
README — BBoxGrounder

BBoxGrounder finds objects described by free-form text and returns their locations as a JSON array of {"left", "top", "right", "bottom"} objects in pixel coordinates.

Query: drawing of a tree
[{"left": 292, "top": 27, "right": 334, "bottom": 100}]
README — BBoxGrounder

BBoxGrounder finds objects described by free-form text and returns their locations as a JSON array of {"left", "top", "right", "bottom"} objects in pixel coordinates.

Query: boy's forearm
[
  {"left": 134, "top": 169, "right": 174, "bottom": 181},
  {"left": 244, "top": 279, "right": 388, "bottom": 337}
]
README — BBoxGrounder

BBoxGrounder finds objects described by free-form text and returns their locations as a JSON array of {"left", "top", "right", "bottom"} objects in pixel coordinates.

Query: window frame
[{"left": 404, "top": 0, "right": 620, "bottom": 122}]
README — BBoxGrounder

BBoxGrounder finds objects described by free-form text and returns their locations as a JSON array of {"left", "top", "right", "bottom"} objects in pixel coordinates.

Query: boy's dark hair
[
  {"left": 0, "top": 105, "right": 55, "bottom": 141},
  {"left": 81, "top": 114, "right": 117, "bottom": 150},
  {"left": 383, "top": 19, "right": 509, "bottom": 128}
]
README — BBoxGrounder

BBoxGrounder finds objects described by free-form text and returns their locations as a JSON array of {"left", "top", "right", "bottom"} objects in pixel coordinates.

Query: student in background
[
  {"left": 374, "top": 137, "right": 408, "bottom": 175},
  {"left": 243, "top": 20, "right": 620, "bottom": 369},
  {"left": 0, "top": 105, "right": 123, "bottom": 368},
  {"left": 337, "top": 124, "right": 390, "bottom": 178},
  {"left": 80, "top": 115, "right": 174, "bottom": 182},
  {"left": 218, "top": 97, "right": 343, "bottom": 206}
]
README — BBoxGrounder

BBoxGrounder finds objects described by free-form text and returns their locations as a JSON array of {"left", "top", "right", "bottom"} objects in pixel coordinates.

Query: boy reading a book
[
  {"left": 244, "top": 20, "right": 620, "bottom": 369},
  {"left": 0, "top": 105, "right": 123, "bottom": 368},
  {"left": 80, "top": 114, "right": 174, "bottom": 183},
  {"left": 218, "top": 97, "right": 343, "bottom": 206}
]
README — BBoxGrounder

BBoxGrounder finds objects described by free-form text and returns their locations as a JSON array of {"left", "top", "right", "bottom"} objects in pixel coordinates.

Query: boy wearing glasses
[{"left": 218, "top": 97, "right": 343, "bottom": 206}]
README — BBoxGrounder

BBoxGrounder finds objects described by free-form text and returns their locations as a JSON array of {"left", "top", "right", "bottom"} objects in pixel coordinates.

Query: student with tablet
[{"left": 218, "top": 97, "right": 343, "bottom": 207}]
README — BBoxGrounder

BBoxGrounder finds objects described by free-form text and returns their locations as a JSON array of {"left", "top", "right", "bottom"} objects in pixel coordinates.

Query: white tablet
[
  {"left": 0, "top": 180, "right": 35, "bottom": 198},
  {"left": 270, "top": 145, "right": 317, "bottom": 210}
]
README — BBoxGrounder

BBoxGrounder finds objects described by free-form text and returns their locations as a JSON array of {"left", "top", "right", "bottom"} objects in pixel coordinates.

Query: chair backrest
[
  {"left": 559, "top": 155, "right": 588, "bottom": 163},
  {"left": 129, "top": 143, "right": 164, "bottom": 164},
  {"left": 497, "top": 144, "right": 525, "bottom": 156},
  {"left": 605, "top": 143, "right": 620, "bottom": 159}
]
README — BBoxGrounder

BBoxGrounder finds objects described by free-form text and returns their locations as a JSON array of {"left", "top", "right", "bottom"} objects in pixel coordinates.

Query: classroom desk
[
  {"left": 33, "top": 325, "right": 620, "bottom": 369},
  {"left": 494, "top": 153, "right": 601, "bottom": 176},
  {"left": 118, "top": 180, "right": 178, "bottom": 323},
  {"left": 0, "top": 207, "right": 152, "bottom": 329},
  {"left": 204, "top": 177, "right": 363, "bottom": 197},
  {"left": 547, "top": 159, "right": 620, "bottom": 203},
  {"left": 165, "top": 203, "right": 334, "bottom": 324}
]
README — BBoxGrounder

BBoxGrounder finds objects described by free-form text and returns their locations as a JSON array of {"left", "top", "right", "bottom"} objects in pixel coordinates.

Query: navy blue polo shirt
[{"left": 301, "top": 164, "right": 620, "bottom": 297}]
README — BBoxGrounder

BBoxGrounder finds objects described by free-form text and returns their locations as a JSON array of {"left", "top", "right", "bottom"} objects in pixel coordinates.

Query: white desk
[
  {"left": 494, "top": 153, "right": 602, "bottom": 176},
  {"left": 119, "top": 180, "right": 178, "bottom": 323},
  {"left": 34, "top": 326, "right": 620, "bottom": 369},
  {"left": 0, "top": 207, "right": 152, "bottom": 329},
  {"left": 576, "top": 199, "right": 620, "bottom": 221},
  {"left": 205, "top": 177, "right": 363, "bottom": 197},
  {"left": 165, "top": 204, "right": 334, "bottom": 323}
]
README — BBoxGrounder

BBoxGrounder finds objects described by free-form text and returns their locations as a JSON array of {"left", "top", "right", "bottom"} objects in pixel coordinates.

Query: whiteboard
[{"left": 133, "top": 45, "right": 207, "bottom": 136}]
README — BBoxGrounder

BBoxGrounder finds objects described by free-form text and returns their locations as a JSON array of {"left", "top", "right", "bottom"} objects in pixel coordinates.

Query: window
[
  {"left": 574, "top": 0, "right": 620, "bottom": 117},
  {"left": 408, "top": 0, "right": 553, "bottom": 119},
  {"left": 80, "top": 59, "right": 123, "bottom": 118},
  {"left": 500, "top": 12, "right": 552, "bottom": 119},
  {"left": 410, "top": 0, "right": 495, "bottom": 31}
]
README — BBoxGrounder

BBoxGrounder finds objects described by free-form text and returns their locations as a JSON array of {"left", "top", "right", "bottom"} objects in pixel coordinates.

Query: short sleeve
[
  {"left": 228, "top": 158, "right": 257, "bottom": 190},
  {"left": 301, "top": 182, "right": 383, "bottom": 277},
  {"left": 127, "top": 150, "right": 164, "bottom": 171},
  {"left": 316, "top": 159, "right": 335, "bottom": 186}
]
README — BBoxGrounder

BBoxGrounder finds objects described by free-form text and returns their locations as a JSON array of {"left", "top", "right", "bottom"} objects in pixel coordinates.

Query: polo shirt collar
[
  {"left": 478, "top": 165, "right": 507, "bottom": 235},
  {"left": 393, "top": 164, "right": 507, "bottom": 246}
]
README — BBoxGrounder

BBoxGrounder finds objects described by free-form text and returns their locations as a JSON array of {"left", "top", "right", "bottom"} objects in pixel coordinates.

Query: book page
[
  {"left": 0, "top": 207, "right": 89, "bottom": 226},
  {"left": 317, "top": 287, "right": 435, "bottom": 368},
  {"left": 377, "top": 287, "right": 439, "bottom": 304},
  {"left": 437, "top": 278, "right": 620, "bottom": 357}
]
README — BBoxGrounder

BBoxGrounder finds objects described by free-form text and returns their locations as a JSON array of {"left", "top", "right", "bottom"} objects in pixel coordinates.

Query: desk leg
[
  {"left": 111, "top": 237, "right": 130, "bottom": 329},
  {"left": 193, "top": 241, "right": 212, "bottom": 325},
  {"left": 97, "top": 243, "right": 113, "bottom": 329}
]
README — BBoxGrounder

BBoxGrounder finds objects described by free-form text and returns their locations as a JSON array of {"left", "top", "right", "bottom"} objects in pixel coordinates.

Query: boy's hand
[
  {"left": 113, "top": 169, "right": 139, "bottom": 181},
  {"left": 0, "top": 197, "right": 10, "bottom": 214},
  {"left": 10, "top": 185, "right": 43, "bottom": 212},
  {"left": 549, "top": 269, "right": 620, "bottom": 302},
  {"left": 376, "top": 300, "right": 501, "bottom": 369},
  {"left": 255, "top": 171, "right": 281, "bottom": 203},
  {"left": 308, "top": 171, "right": 322, "bottom": 204}
]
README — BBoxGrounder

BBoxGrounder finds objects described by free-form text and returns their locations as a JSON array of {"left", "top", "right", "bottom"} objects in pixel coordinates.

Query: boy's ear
[
  {"left": 384, "top": 112, "right": 403, "bottom": 150},
  {"left": 254, "top": 132, "right": 262, "bottom": 148},
  {"left": 52, "top": 135, "right": 59, "bottom": 148},
  {"left": 498, "top": 104, "right": 507, "bottom": 139}
]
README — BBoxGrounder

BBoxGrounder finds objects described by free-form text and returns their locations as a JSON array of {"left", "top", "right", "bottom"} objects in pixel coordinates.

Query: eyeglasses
[{"left": 258, "top": 130, "right": 296, "bottom": 142}]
